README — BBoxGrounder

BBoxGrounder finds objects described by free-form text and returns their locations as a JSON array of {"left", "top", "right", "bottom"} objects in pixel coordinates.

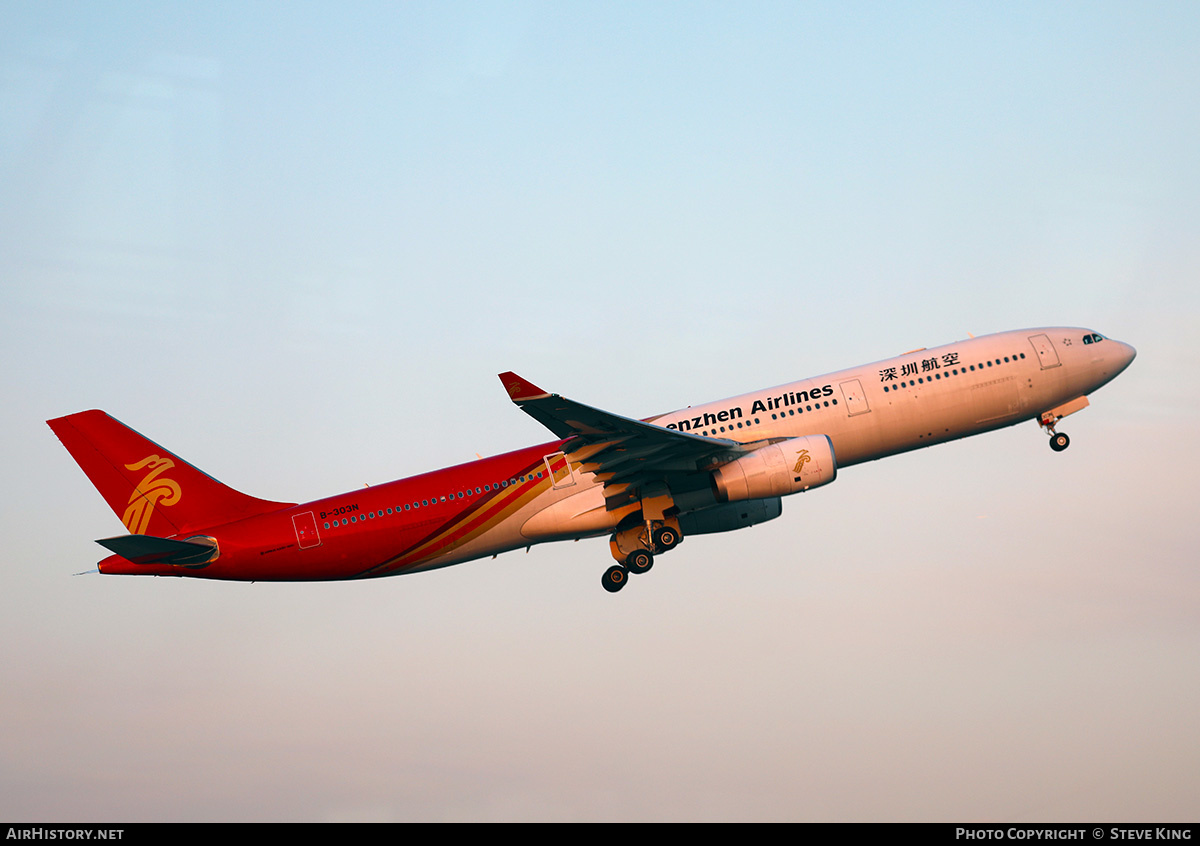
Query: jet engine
[
  {"left": 711, "top": 435, "right": 837, "bottom": 503},
  {"left": 677, "top": 497, "right": 783, "bottom": 535}
]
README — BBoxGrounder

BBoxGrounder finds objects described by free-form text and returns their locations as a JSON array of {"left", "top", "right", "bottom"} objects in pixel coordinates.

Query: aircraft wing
[{"left": 498, "top": 371, "right": 751, "bottom": 509}]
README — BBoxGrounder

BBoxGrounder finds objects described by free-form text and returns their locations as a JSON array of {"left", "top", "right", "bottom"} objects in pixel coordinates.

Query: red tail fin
[{"left": 47, "top": 410, "right": 293, "bottom": 536}]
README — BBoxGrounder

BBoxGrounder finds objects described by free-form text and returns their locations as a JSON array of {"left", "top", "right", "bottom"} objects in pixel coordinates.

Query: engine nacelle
[
  {"left": 677, "top": 497, "right": 782, "bottom": 535},
  {"left": 711, "top": 435, "right": 837, "bottom": 503}
]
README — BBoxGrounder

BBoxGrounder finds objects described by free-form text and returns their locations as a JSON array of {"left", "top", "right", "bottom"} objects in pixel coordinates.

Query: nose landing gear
[
  {"left": 1039, "top": 416, "right": 1071, "bottom": 452},
  {"left": 1038, "top": 397, "right": 1089, "bottom": 452}
]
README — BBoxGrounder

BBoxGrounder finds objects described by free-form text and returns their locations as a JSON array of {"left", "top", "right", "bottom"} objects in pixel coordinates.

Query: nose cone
[{"left": 1115, "top": 340, "right": 1137, "bottom": 373}]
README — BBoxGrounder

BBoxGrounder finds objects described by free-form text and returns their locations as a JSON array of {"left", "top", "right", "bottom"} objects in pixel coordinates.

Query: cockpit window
[{"left": 1082, "top": 333, "right": 1105, "bottom": 345}]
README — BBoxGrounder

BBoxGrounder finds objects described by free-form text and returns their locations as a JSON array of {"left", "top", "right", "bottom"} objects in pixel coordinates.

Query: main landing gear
[
  {"left": 602, "top": 564, "right": 629, "bottom": 593},
  {"left": 600, "top": 549, "right": 652, "bottom": 594},
  {"left": 625, "top": 548, "right": 654, "bottom": 574},
  {"left": 651, "top": 524, "right": 680, "bottom": 552},
  {"left": 601, "top": 518, "right": 682, "bottom": 593}
]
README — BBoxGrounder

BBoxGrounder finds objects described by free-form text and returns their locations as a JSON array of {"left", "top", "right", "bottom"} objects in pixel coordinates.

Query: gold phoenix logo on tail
[
  {"left": 121, "top": 455, "right": 182, "bottom": 534},
  {"left": 793, "top": 449, "right": 811, "bottom": 474}
]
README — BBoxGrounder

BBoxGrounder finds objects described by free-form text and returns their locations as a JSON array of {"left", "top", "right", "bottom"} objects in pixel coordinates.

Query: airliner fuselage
[{"left": 48, "top": 327, "right": 1136, "bottom": 592}]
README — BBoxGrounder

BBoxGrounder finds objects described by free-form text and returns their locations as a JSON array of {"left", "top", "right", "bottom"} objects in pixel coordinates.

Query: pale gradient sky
[{"left": 2, "top": 1, "right": 1197, "bottom": 821}]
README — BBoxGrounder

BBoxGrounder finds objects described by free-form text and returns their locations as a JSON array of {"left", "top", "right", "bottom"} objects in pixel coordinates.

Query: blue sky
[{"left": 2, "top": 1, "right": 1197, "bottom": 821}]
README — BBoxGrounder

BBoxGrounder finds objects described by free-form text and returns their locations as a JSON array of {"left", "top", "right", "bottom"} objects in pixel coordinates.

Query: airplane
[{"left": 48, "top": 327, "right": 1136, "bottom": 593}]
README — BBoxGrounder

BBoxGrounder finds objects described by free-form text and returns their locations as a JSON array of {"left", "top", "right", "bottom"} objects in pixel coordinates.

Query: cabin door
[
  {"left": 838, "top": 379, "right": 871, "bottom": 416},
  {"left": 543, "top": 451, "right": 576, "bottom": 489},
  {"left": 1028, "top": 334, "right": 1061, "bottom": 369},
  {"left": 292, "top": 511, "right": 322, "bottom": 549}
]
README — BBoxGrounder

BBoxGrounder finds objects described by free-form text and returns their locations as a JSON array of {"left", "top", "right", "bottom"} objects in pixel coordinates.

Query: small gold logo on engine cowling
[
  {"left": 121, "top": 455, "right": 182, "bottom": 534},
  {"left": 793, "top": 449, "right": 811, "bottom": 475}
]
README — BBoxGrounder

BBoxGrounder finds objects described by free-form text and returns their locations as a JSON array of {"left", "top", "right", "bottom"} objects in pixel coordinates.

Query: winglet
[{"left": 498, "top": 371, "right": 551, "bottom": 402}]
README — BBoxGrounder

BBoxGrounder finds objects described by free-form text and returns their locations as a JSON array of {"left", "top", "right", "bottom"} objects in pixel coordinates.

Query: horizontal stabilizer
[{"left": 96, "top": 534, "right": 218, "bottom": 567}]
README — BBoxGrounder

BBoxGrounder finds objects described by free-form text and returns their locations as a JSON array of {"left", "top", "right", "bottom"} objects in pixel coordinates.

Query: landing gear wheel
[
  {"left": 1049, "top": 432, "right": 1070, "bottom": 452},
  {"left": 625, "top": 549, "right": 654, "bottom": 575},
  {"left": 602, "top": 565, "right": 629, "bottom": 593},
  {"left": 652, "top": 526, "right": 680, "bottom": 553}
]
